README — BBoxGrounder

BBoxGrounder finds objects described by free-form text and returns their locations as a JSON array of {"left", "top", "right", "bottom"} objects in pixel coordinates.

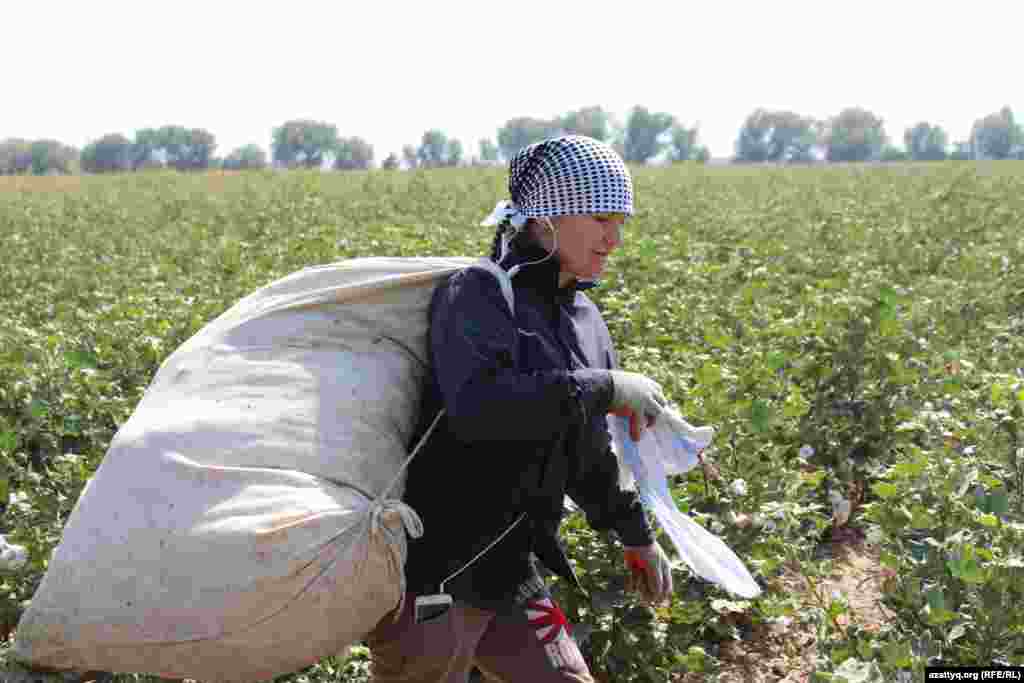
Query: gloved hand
[
  {"left": 623, "top": 543, "right": 673, "bottom": 605},
  {"left": 608, "top": 370, "right": 668, "bottom": 441}
]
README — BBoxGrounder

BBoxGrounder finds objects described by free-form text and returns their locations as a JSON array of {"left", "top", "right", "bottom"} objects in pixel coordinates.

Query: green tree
[
  {"left": 222, "top": 144, "right": 268, "bottom": 171},
  {"left": 823, "top": 107, "right": 887, "bottom": 162},
  {"left": 416, "top": 130, "right": 462, "bottom": 167},
  {"left": 881, "top": 145, "right": 909, "bottom": 162},
  {"left": 162, "top": 126, "right": 217, "bottom": 171},
  {"left": 447, "top": 138, "right": 463, "bottom": 167},
  {"left": 401, "top": 144, "right": 419, "bottom": 169},
  {"left": 478, "top": 138, "right": 500, "bottom": 163},
  {"left": 417, "top": 129, "right": 448, "bottom": 167},
  {"left": 735, "top": 109, "right": 818, "bottom": 163},
  {"left": 666, "top": 124, "right": 700, "bottom": 162},
  {"left": 950, "top": 140, "right": 973, "bottom": 160},
  {"left": 132, "top": 128, "right": 163, "bottom": 169},
  {"left": 0, "top": 138, "right": 33, "bottom": 175},
  {"left": 496, "top": 117, "right": 560, "bottom": 159},
  {"left": 903, "top": 122, "right": 949, "bottom": 161},
  {"left": 622, "top": 106, "right": 675, "bottom": 163},
  {"left": 334, "top": 137, "right": 374, "bottom": 170},
  {"left": 28, "top": 140, "right": 78, "bottom": 175},
  {"left": 558, "top": 106, "right": 612, "bottom": 141},
  {"left": 80, "top": 133, "right": 134, "bottom": 173},
  {"left": 271, "top": 119, "right": 340, "bottom": 168},
  {"left": 970, "top": 106, "right": 1022, "bottom": 160},
  {"left": 132, "top": 126, "right": 217, "bottom": 171}
]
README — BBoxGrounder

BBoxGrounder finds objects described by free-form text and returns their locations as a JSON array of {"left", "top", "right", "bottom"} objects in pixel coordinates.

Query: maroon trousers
[{"left": 365, "top": 592, "right": 594, "bottom": 683}]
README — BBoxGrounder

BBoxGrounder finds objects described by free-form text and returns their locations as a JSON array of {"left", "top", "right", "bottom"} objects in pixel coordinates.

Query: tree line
[
  {"left": 734, "top": 106, "right": 1024, "bottom": 163},
  {"left": 2, "top": 105, "right": 1022, "bottom": 176}
]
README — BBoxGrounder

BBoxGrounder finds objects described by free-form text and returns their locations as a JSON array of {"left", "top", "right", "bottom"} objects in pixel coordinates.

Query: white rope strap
[{"left": 369, "top": 408, "right": 445, "bottom": 620}]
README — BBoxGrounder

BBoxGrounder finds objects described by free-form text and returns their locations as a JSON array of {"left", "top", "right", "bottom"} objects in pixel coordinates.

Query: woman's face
[{"left": 532, "top": 213, "right": 626, "bottom": 285}]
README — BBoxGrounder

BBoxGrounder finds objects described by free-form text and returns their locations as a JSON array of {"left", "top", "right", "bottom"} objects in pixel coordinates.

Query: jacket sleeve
[
  {"left": 430, "top": 267, "right": 614, "bottom": 444},
  {"left": 565, "top": 318, "right": 654, "bottom": 548}
]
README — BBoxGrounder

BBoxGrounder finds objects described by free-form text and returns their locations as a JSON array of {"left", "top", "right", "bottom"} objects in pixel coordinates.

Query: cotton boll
[
  {"left": 829, "top": 490, "right": 852, "bottom": 528},
  {"left": 0, "top": 534, "right": 28, "bottom": 571},
  {"left": 730, "top": 479, "right": 748, "bottom": 497}
]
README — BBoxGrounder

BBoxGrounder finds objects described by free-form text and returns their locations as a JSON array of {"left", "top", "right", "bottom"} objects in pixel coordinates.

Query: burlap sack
[{"left": 13, "top": 257, "right": 512, "bottom": 682}]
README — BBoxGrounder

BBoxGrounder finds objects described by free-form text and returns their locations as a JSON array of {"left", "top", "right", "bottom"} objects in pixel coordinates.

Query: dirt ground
[{"left": 677, "top": 527, "right": 891, "bottom": 683}]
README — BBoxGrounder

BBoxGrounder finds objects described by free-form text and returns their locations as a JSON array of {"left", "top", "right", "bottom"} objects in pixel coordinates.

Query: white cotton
[{"left": 0, "top": 534, "right": 28, "bottom": 571}]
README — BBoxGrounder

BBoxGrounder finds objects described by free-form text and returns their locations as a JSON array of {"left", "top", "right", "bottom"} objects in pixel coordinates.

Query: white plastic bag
[{"left": 609, "top": 410, "right": 762, "bottom": 599}]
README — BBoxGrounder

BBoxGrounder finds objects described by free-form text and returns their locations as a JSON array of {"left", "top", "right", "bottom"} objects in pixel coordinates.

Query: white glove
[
  {"left": 623, "top": 543, "right": 674, "bottom": 605},
  {"left": 608, "top": 370, "right": 668, "bottom": 440}
]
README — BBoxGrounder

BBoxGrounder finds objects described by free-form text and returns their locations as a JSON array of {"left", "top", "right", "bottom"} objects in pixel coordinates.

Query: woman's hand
[
  {"left": 622, "top": 543, "right": 673, "bottom": 605},
  {"left": 607, "top": 371, "right": 667, "bottom": 440}
]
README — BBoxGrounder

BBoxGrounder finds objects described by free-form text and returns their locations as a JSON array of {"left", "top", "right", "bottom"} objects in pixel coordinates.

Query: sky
[{"left": 4, "top": 0, "right": 1023, "bottom": 163}]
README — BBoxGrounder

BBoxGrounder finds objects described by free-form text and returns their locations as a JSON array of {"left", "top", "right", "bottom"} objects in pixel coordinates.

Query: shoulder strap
[{"left": 466, "top": 257, "right": 515, "bottom": 317}]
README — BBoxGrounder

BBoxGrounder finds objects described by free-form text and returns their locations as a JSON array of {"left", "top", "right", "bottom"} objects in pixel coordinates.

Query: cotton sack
[{"left": 13, "top": 256, "right": 512, "bottom": 682}]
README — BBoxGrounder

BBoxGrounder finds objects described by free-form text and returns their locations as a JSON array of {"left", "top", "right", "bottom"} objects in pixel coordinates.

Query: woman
[{"left": 367, "top": 136, "right": 675, "bottom": 682}]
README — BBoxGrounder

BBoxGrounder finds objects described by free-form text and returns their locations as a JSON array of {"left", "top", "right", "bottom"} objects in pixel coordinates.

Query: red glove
[
  {"left": 610, "top": 406, "right": 655, "bottom": 442},
  {"left": 623, "top": 544, "right": 673, "bottom": 605}
]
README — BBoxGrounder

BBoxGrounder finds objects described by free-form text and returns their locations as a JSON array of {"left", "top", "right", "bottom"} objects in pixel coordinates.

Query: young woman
[{"left": 367, "top": 135, "right": 674, "bottom": 682}]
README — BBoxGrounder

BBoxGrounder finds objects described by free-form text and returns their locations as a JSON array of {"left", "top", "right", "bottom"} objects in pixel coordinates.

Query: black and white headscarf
[{"left": 481, "top": 135, "right": 634, "bottom": 242}]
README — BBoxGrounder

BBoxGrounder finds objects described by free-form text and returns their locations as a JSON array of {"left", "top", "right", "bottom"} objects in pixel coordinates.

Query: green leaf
[
  {"left": 64, "top": 349, "right": 99, "bottom": 369},
  {"left": 833, "top": 657, "right": 884, "bottom": 682},
  {"left": 871, "top": 482, "right": 899, "bottom": 500},
  {"left": 988, "top": 490, "right": 1009, "bottom": 517},
  {"left": 923, "top": 604, "right": 958, "bottom": 625},
  {"left": 978, "top": 513, "right": 999, "bottom": 528},
  {"left": 947, "top": 548, "right": 988, "bottom": 583},
  {"left": 975, "top": 488, "right": 991, "bottom": 513},
  {"left": 62, "top": 414, "right": 82, "bottom": 436},
  {"left": 881, "top": 640, "right": 913, "bottom": 668},
  {"left": 892, "top": 457, "right": 927, "bottom": 479},
  {"left": 879, "top": 550, "right": 900, "bottom": 569},
  {"left": 705, "top": 328, "right": 732, "bottom": 349},
  {"left": 909, "top": 504, "right": 935, "bottom": 529},
  {"left": 783, "top": 387, "right": 810, "bottom": 418},
  {"left": 766, "top": 351, "right": 788, "bottom": 372},
  {"left": 696, "top": 361, "right": 722, "bottom": 386},
  {"left": 0, "top": 476, "right": 8, "bottom": 505},
  {"left": 29, "top": 399, "right": 49, "bottom": 419},
  {"left": 750, "top": 399, "right": 772, "bottom": 433},
  {"left": 0, "top": 430, "right": 16, "bottom": 453}
]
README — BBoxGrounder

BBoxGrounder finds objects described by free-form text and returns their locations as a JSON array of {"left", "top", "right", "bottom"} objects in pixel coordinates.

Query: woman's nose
[{"left": 605, "top": 223, "right": 623, "bottom": 249}]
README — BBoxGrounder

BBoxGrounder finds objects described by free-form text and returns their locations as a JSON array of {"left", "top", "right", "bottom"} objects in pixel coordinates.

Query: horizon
[{"left": 5, "top": 0, "right": 1023, "bottom": 164}]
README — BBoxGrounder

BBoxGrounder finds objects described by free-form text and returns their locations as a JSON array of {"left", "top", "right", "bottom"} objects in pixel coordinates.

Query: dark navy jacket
[{"left": 402, "top": 236, "right": 653, "bottom": 610}]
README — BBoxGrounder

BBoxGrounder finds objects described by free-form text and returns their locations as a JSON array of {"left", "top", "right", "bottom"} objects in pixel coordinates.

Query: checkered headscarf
[{"left": 481, "top": 135, "right": 634, "bottom": 231}]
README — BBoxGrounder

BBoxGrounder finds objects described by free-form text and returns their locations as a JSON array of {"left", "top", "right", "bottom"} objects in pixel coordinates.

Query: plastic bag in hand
[{"left": 609, "top": 408, "right": 761, "bottom": 599}]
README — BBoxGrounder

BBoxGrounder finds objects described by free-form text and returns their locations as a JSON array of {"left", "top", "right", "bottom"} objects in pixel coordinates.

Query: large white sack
[{"left": 13, "top": 256, "right": 509, "bottom": 682}]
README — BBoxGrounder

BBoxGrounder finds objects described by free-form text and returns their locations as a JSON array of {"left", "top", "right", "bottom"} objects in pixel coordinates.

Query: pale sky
[{"left": 4, "top": 0, "right": 1022, "bottom": 163}]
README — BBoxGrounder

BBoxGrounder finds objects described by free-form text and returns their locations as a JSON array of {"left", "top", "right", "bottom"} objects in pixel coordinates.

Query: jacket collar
[{"left": 501, "top": 235, "right": 599, "bottom": 305}]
